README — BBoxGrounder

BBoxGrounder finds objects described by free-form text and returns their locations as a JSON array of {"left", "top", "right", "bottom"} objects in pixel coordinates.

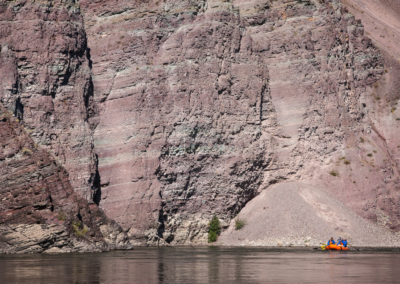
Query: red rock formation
[
  {"left": 0, "top": 106, "right": 128, "bottom": 253},
  {"left": 80, "top": 0, "right": 400, "bottom": 245},
  {"left": 1, "top": 0, "right": 399, "bottom": 250},
  {"left": 0, "top": 0, "right": 97, "bottom": 201},
  {"left": 221, "top": 0, "right": 400, "bottom": 242},
  {"left": 81, "top": 0, "right": 275, "bottom": 245}
]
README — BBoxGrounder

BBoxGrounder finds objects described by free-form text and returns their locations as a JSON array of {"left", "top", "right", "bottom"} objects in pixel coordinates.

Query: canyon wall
[
  {"left": 81, "top": 0, "right": 277, "bottom": 245},
  {"left": 221, "top": 0, "right": 400, "bottom": 245},
  {"left": 0, "top": 0, "right": 129, "bottom": 253},
  {"left": 0, "top": 105, "right": 128, "bottom": 253},
  {"left": 0, "top": 0, "right": 97, "bottom": 201},
  {"left": 80, "top": 0, "right": 400, "bottom": 245},
  {"left": 1, "top": 0, "right": 400, "bottom": 250}
]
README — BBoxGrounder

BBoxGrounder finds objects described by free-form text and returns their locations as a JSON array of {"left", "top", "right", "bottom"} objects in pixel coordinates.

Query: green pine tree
[{"left": 208, "top": 214, "right": 221, "bottom": 243}]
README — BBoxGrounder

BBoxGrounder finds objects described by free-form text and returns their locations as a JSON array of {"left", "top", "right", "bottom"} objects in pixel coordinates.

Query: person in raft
[
  {"left": 337, "top": 239, "right": 347, "bottom": 248},
  {"left": 336, "top": 237, "right": 342, "bottom": 244},
  {"left": 338, "top": 239, "right": 348, "bottom": 247},
  {"left": 327, "top": 237, "right": 335, "bottom": 245}
]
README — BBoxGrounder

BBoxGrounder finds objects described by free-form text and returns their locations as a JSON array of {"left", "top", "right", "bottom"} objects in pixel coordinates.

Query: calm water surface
[{"left": 1, "top": 247, "right": 400, "bottom": 284}]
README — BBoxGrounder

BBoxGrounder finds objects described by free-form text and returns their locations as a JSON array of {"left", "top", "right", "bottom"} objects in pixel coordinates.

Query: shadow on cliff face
[
  {"left": 14, "top": 97, "right": 23, "bottom": 121},
  {"left": 92, "top": 155, "right": 102, "bottom": 206}
]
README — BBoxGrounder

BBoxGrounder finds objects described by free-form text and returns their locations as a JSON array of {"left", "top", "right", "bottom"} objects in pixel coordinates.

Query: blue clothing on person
[
  {"left": 342, "top": 240, "right": 348, "bottom": 247},
  {"left": 327, "top": 239, "right": 335, "bottom": 245}
]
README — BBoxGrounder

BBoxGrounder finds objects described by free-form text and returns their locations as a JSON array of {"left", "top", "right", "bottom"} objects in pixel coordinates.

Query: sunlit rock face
[
  {"left": 0, "top": 105, "right": 129, "bottom": 253},
  {"left": 1, "top": 0, "right": 399, "bottom": 250},
  {"left": 81, "top": 0, "right": 276, "bottom": 245},
  {"left": 0, "top": 0, "right": 98, "bottom": 202},
  {"left": 81, "top": 0, "right": 400, "bottom": 245},
  {"left": 233, "top": 0, "right": 400, "bottom": 233}
]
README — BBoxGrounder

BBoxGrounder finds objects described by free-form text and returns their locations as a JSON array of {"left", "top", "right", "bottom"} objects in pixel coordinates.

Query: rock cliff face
[
  {"left": 1, "top": 0, "right": 400, "bottom": 250},
  {"left": 0, "top": 0, "right": 97, "bottom": 201},
  {"left": 81, "top": 0, "right": 276, "bottom": 245},
  {"left": 80, "top": 0, "right": 400, "bottom": 246},
  {"left": 0, "top": 106, "right": 129, "bottom": 253},
  {"left": 220, "top": 0, "right": 400, "bottom": 245}
]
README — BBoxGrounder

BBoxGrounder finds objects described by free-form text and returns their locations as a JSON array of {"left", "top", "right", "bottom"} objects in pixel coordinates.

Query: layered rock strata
[
  {"left": 0, "top": 106, "right": 129, "bottom": 253},
  {"left": 81, "top": 0, "right": 276, "bottom": 245},
  {"left": 220, "top": 0, "right": 400, "bottom": 243},
  {"left": 0, "top": 0, "right": 97, "bottom": 201},
  {"left": 1, "top": 0, "right": 399, "bottom": 249},
  {"left": 80, "top": 0, "right": 400, "bottom": 245}
]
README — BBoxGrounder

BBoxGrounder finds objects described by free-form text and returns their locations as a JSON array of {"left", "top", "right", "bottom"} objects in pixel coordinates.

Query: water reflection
[{"left": 1, "top": 247, "right": 400, "bottom": 284}]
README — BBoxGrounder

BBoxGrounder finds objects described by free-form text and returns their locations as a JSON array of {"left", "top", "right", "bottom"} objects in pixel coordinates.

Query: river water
[{"left": 1, "top": 247, "right": 400, "bottom": 284}]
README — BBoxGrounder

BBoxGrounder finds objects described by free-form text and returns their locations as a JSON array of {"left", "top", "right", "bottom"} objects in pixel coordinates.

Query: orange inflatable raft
[{"left": 325, "top": 244, "right": 349, "bottom": 251}]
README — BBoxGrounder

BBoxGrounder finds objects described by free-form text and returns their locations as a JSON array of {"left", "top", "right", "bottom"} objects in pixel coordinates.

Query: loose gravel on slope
[{"left": 218, "top": 182, "right": 400, "bottom": 247}]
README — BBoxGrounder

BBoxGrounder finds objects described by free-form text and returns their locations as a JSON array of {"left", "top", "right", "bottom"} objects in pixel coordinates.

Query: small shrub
[
  {"left": 367, "top": 153, "right": 373, "bottom": 157},
  {"left": 392, "top": 107, "right": 397, "bottom": 113},
  {"left": 235, "top": 217, "right": 246, "bottom": 230},
  {"left": 208, "top": 214, "right": 221, "bottom": 243},
  {"left": 329, "top": 170, "right": 339, "bottom": 177},
  {"left": 72, "top": 221, "right": 88, "bottom": 237},
  {"left": 344, "top": 160, "right": 351, "bottom": 165},
  {"left": 373, "top": 150, "right": 377, "bottom": 153},
  {"left": 360, "top": 137, "right": 365, "bottom": 143},
  {"left": 340, "top": 157, "right": 346, "bottom": 160},
  {"left": 58, "top": 212, "right": 66, "bottom": 221},
  {"left": 21, "top": 147, "right": 32, "bottom": 156}
]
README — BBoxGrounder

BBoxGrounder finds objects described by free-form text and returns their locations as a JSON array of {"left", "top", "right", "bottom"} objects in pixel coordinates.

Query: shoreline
[{"left": 2, "top": 245, "right": 400, "bottom": 255}]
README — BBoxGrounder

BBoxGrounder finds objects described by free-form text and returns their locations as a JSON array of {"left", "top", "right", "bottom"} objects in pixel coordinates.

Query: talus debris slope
[{"left": 219, "top": 182, "right": 400, "bottom": 247}]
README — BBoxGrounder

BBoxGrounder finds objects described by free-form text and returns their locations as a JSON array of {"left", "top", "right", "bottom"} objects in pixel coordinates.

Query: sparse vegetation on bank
[
  {"left": 72, "top": 221, "right": 88, "bottom": 237},
  {"left": 329, "top": 170, "right": 339, "bottom": 177},
  {"left": 208, "top": 214, "right": 221, "bottom": 243},
  {"left": 235, "top": 217, "right": 246, "bottom": 230},
  {"left": 58, "top": 212, "right": 66, "bottom": 221}
]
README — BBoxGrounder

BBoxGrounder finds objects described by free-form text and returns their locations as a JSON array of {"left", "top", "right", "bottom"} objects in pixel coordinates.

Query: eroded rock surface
[
  {"left": 0, "top": 0, "right": 97, "bottom": 201},
  {"left": 0, "top": 106, "right": 129, "bottom": 253},
  {"left": 81, "top": 0, "right": 276, "bottom": 245},
  {"left": 80, "top": 0, "right": 400, "bottom": 245},
  {"left": 1, "top": 0, "right": 400, "bottom": 250},
  {"left": 235, "top": 0, "right": 400, "bottom": 230}
]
